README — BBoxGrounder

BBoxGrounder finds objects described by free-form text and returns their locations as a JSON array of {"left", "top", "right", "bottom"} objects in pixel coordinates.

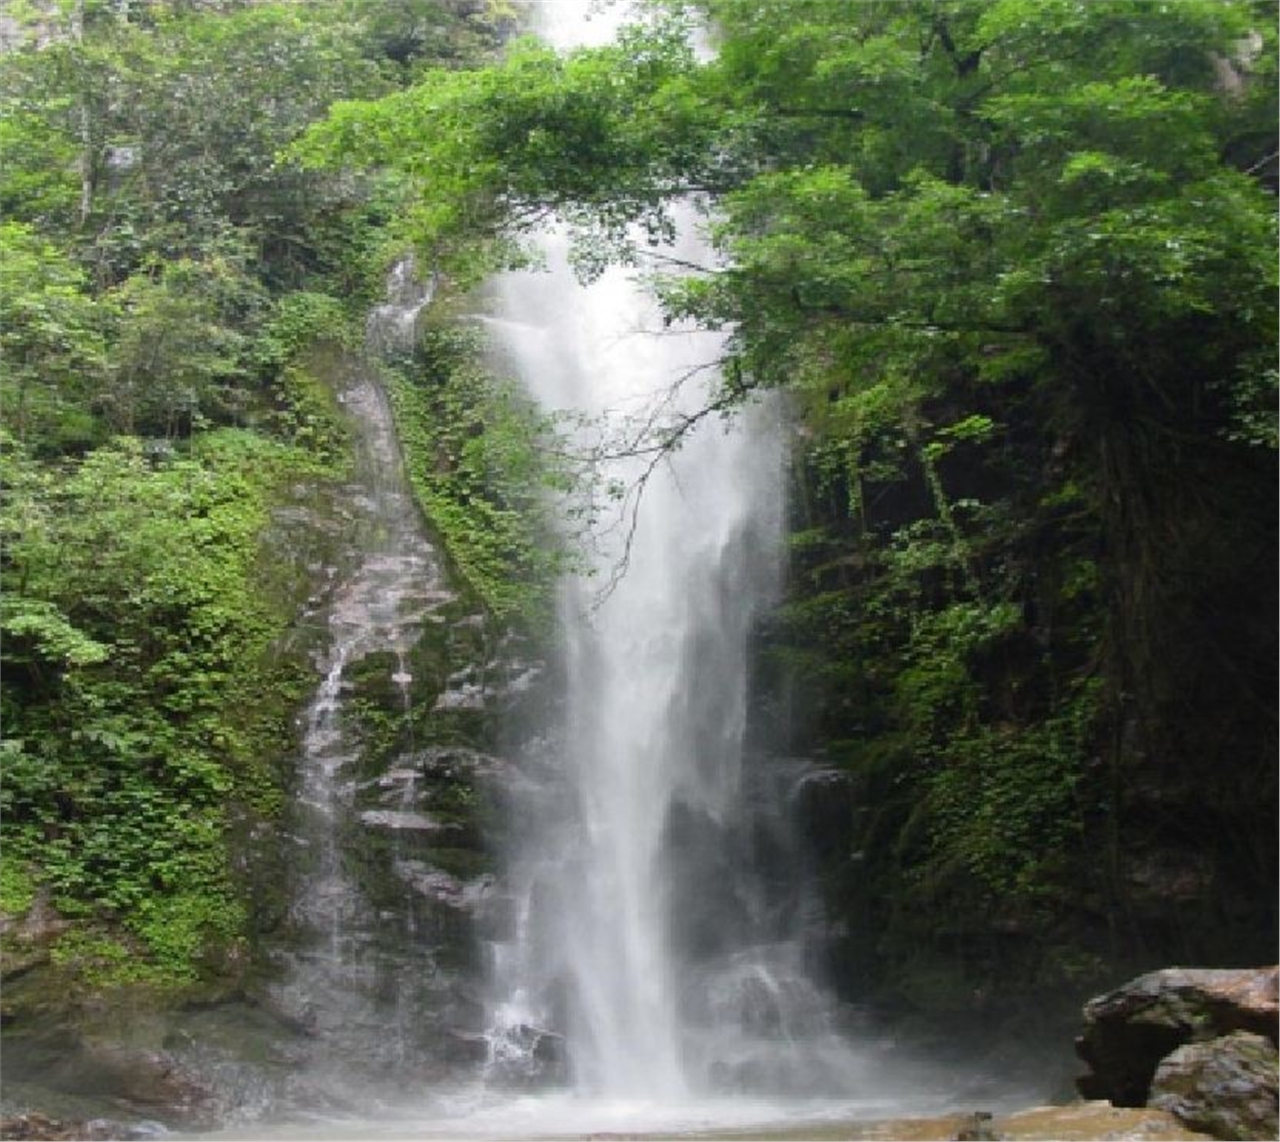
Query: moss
[
  {"left": 380, "top": 325, "right": 562, "bottom": 631},
  {"left": 419, "top": 846, "right": 494, "bottom": 880},
  {"left": 0, "top": 861, "right": 36, "bottom": 918}
]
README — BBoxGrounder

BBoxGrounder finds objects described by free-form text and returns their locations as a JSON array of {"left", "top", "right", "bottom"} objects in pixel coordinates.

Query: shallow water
[
  {"left": 185, "top": 1090, "right": 1210, "bottom": 1142},
  {"left": 186, "top": 1086, "right": 1014, "bottom": 1141}
]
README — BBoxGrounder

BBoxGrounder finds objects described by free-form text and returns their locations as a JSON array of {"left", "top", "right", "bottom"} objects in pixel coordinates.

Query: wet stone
[{"left": 357, "top": 809, "right": 441, "bottom": 832}]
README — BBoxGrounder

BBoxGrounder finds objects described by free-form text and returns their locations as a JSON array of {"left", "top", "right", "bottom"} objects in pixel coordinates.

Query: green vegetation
[
  {"left": 2, "top": 430, "right": 328, "bottom": 982},
  {"left": 301, "top": 0, "right": 1276, "bottom": 1010},
  {"left": 0, "top": 0, "right": 509, "bottom": 990},
  {"left": 383, "top": 327, "right": 566, "bottom": 626}
]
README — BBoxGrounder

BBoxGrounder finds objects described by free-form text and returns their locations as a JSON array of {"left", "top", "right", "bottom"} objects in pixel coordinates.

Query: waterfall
[{"left": 480, "top": 1, "right": 868, "bottom": 1103}]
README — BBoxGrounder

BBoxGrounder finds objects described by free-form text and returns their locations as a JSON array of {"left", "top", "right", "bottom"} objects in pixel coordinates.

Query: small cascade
[
  {"left": 268, "top": 364, "right": 447, "bottom": 1094},
  {"left": 366, "top": 255, "right": 435, "bottom": 356}
]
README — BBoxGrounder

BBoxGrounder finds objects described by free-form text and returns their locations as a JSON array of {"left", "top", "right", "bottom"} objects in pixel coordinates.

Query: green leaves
[
  {"left": 383, "top": 327, "right": 564, "bottom": 625},
  {"left": 295, "top": 16, "right": 715, "bottom": 278},
  {"left": 0, "top": 599, "right": 110, "bottom": 668},
  {"left": 0, "top": 428, "right": 328, "bottom": 980},
  {"left": 0, "top": 223, "right": 109, "bottom": 452}
]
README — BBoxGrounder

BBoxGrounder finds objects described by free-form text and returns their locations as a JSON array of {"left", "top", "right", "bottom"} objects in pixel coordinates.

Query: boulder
[
  {"left": 442, "top": 1029, "right": 491, "bottom": 1064},
  {"left": 1149, "top": 1030, "right": 1279, "bottom": 1141},
  {"left": 1076, "top": 966, "right": 1278, "bottom": 1105},
  {"left": 788, "top": 767, "right": 858, "bottom": 860},
  {"left": 80, "top": 1045, "right": 215, "bottom": 1122}
]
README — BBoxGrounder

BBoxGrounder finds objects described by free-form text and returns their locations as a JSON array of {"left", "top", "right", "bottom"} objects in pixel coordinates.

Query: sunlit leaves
[
  {"left": 0, "top": 430, "right": 323, "bottom": 978},
  {"left": 0, "top": 223, "right": 109, "bottom": 451}
]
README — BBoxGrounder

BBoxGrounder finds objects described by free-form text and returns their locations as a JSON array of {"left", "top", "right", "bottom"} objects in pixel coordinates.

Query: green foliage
[
  {"left": 384, "top": 327, "right": 564, "bottom": 625},
  {"left": 267, "top": 357, "right": 352, "bottom": 469},
  {"left": 0, "top": 0, "right": 515, "bottom": 995},
  {"left": 0, "top": 224, "right": 109, "bottom": 453},
  {"left": 0, "top": 861, "right": 37, "bottom": 917},
  {"left": 48, "top": 929, "right": 149, "bottom": 988},
  {"left": 923, "top": 685, "right": 1099, "bottom": 902},
  {"left": 102, "top": 252, "right": 268, "bottom": 437},
  {"left": 294, "top": 15, "right": 718, "bottom": 279},
  {"left": 257, "top": 292, "right": 358, "bottom": 367},
  {"left": 1, "top": 431, "right": 327, "bottom": 981}
]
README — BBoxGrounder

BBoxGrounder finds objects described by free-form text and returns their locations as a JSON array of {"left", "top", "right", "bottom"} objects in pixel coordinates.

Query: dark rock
[
  {"left": 788, "top": 767, "right": 857, "bottom": 861},
  {"left": 1149, "top": 1030, "right": 1279, "bottom": 1141},
  {"left": 442, "top": 1029, "right": 491, "bottom": 1064},
  {"left": 1075, "top": 966, "right": 1279, "bottom": 1106},
  {"left": 530, "top": 1026, "right": 565, "bottom": 1065},
  {"left": 411, "top": 745, "right": 509, "bottom": 787},
  {"left": 951, "top": 1110, "right": 1002, "bottom": 1140}
]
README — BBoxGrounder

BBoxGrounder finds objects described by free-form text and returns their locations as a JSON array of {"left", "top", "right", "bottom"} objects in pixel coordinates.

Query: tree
[{"left": 0, "top": 223, "right": 108, "bottom": 452}]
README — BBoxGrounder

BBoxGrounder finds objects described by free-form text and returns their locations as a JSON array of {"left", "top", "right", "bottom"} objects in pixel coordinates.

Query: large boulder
[
  {"left": 1149, "top": 1030, "right": 1279, "bottom": 1141},
  {"left": 1076, "top": 966, "right": 1278, "bottom": 1106}
]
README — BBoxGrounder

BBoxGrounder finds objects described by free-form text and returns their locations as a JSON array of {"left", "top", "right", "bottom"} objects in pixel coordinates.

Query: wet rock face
[
  {"left": 1075, "top": 966, "right": 1278, "bottom": 1107},
  {"left": 1149, "top": 1031, "right": 1279, "bottom": 1141},
  {"left": 0, "top": 1020, "right": 219, "bottom": 1132}
]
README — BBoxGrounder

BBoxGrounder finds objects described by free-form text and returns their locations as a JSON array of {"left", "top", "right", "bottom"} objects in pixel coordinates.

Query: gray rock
[
  {"left": 1076, "top": 966, "right": 1278, "bottom": 1106},
  {"left": 394, "top": 860, "right": 493, "bottom": 912},
  {"left": 442, "top": 1029, "right": 491, "bottom": 1064},
  {"left": 357, "top": 808, "right": 441, "bottom": 832},
  {"left": 788, "top": 767, "right": 857, "bottom": 860},
  {"left": 1149, "top": 1030, "right": 1278, "bottom": 1141}
]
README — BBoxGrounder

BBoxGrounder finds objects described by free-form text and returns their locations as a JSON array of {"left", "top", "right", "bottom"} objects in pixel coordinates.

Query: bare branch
[{"left": 583, "top": 380, "right": 758, "bottom": 612}]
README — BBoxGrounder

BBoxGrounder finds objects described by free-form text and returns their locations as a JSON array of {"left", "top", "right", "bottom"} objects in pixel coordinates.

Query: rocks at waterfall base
[
  {"left": 0, "top": 1114, "right": 164, "bottom": 1140},
  {"left": 1149, "top": 1031, "right": 1278, "bottom": 1141},
  {"left": 1075, "top": 966, "right": 1278, "bottom": 1140}
]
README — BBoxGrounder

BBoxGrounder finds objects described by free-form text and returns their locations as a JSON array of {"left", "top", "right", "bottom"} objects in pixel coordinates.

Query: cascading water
[
  {"left": 265, "top": 270, "right": 461, "bottom": 1108},
  {"left": 366, "top": 254, "right": 435, "bottom": 357},
  {"left": 478, "top": 0, "right": 883, "bottom": 1108}
]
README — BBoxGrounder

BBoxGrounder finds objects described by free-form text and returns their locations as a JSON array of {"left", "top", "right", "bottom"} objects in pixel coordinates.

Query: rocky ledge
[{"left": 1075, "top": 965, "right": 1278, "bottom": 1140}]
